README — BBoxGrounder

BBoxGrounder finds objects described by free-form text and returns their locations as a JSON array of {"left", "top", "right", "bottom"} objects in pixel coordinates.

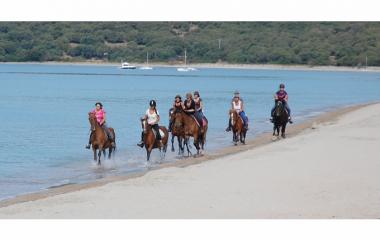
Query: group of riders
[{"left": 85, "top": 83, "right": 293, "bottom": 150}]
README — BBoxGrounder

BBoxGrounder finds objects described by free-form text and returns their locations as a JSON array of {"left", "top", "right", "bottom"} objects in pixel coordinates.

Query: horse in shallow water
[
  {"left": 88, "top": 112, "right": 116, "bottom": 165},
  {"left": 230, "top": 110, "right": 247, "bottom": 145},
  {"left": 169, "top": 108, "right": 187, "bottom": 156},
  {"left": 172, "top": 110, "right": 207, "bottom": 156},
  {"left": 272, "top": 100, "right": 289, "bottom": 138},
  {"left": 141, "top": 119, "right": 168, "bottom": 161}
]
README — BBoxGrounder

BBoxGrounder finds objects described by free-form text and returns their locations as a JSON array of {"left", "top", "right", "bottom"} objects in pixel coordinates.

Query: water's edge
[{"left": 0, "top": 102, "right": 375, "bottom": 209}]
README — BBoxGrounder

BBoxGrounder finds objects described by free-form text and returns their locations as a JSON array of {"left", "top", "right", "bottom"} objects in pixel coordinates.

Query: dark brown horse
[
  {"left": 172, "top": 110, "right": 207, "bottom": 156},
  {"left": 230, "top": 110, "right": 247, "bottom": 145},
  {"left": 273, "top": 100, "right": 289, "bottom": 139},
  {"left": 141, "top": 119, "right": 169, "bottom": 161},
  {"left": 169, "top": 108, "right": 186, "bottom": 156},
  {"left": 88, "top": 112, "right": 116, "bottom": 165}
]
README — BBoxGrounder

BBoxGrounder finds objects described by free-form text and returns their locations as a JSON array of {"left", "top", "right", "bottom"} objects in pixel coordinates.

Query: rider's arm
[
  {"left": 101, "top": 113, "right": 106, "bottom": 125},
  {"left": 156, "top": 115, "right": 160, "bottom": 124},
  {"left": 284, "top": 94, "right": 289, "bottom": 102},
  {"left": 200, "top": 100, "right": 204, "bottom": 111},
  {"left": 274, "top": 94, "right": 278, "bottom": 100},
  {"left": 240, "top": 101, "right": 245, "bottom": 112}
]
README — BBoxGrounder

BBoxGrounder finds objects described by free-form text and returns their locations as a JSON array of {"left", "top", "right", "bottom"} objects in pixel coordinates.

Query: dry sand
[{"left": 0, "top": 103, "right": 380, "bottom": 218}]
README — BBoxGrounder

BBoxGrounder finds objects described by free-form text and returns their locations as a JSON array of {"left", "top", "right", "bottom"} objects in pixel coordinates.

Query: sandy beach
[{"left": 0, "top": 103, "right": 380, "bottom": 218}]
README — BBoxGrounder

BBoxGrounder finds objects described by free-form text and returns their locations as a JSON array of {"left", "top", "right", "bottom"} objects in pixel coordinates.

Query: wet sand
[{"left": 0, "top": 103, "right": 379, "bottom": 218}]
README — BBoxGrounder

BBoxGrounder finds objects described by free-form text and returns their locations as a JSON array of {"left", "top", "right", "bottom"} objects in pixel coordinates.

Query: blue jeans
[
  {"left": 271, "top": 102, "right": 291, "bottom": 116},
  {"left": 239, "top": 111, "right": 248, "bottom": 126},
  {"left": 101, "top": 123, "right": 114, "bottom": 141},
  {"left": 195, "top": 110, "right": 204, "bottom": 127}
]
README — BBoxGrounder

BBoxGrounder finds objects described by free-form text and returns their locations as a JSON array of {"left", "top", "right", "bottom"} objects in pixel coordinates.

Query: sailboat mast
[{"left": 184, "top": 49, "right": 187, "bottom": 66}]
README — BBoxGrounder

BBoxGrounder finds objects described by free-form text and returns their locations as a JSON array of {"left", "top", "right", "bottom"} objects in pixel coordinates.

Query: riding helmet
[
  {"left": 234, "top": 90, "right": 240, "bottom": 95},
  {"left": 279, "top": 83, "right": 285, "bottom": 88},
  {"left": 194, "top": 91, "right": 200, "bottom": 97},
  {"left": 149, "top": 100, "right": 157, "bottom": 107}
]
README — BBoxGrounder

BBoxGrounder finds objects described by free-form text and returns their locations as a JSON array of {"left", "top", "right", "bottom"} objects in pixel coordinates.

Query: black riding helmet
[
  {"left": 279, "top": 83, "right": 285, "bottom": 88},
  {"left": 194, "top": 91, "right": 200, "bottom": 97},
  {"left": 149, "top": 100, "right": 156, "bottom": 107}
]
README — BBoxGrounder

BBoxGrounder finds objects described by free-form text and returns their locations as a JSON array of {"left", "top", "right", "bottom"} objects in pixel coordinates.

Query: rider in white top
[
  {"left": 137, "top": 100, "right": 161, "bottom": 148},
  {"left": 226, "top": 90, "right": 248, "bottom": 131}
]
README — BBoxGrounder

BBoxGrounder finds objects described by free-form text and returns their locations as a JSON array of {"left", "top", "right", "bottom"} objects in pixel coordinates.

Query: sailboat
[
  {"left": 139, "top": 52, "right": 153, "bottom": 70},
  {"left": 177, "top": 49, "right": 197, "bottom": 72}
]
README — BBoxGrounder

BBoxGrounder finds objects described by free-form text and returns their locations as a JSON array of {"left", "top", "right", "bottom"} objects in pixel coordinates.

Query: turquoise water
[{"left": 1, "top": 63, "right": 380, "bottom": 200}]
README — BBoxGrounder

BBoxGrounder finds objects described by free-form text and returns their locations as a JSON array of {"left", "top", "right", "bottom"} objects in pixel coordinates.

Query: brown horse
[
  {"left": 172, "top": 110, "right": 207, "bottom": 156},
  {"left": 141, "top": 119, "right": 169, "bottom": 161},
  {"left": 230, "top": 110, "right": 247, "bottom": 145},
  {"left": 88, "top": 112, "right": 116, "bottom": 165},
  {"left": 169, "top": 108, "right": 186, "bottom": 156}
]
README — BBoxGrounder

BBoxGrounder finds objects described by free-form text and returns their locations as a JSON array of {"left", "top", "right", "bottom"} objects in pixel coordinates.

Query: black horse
[{"left": 272, "top": 100, "right": 289, "bottom": 138}]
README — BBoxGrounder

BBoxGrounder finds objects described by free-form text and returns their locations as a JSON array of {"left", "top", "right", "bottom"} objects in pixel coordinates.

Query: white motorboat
[{"left": 120, "top": 61, "right": 136, "bottom": 69}]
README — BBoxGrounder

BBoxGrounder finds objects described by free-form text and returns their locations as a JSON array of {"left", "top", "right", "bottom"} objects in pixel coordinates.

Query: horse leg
[
  {"left": 103, "top": 149, "right": 106, "bottom": 159},
  {"left": 97, "top": 148, "right": 102, "bottom": 165},
  {"left": 93, "top": 148, "right": 97, "bottom": 161},
  {"left": 281, "top": 124, "right": 287, "bottom": 138},
  {"left": 108, "top": 147, "right": 112, "bottom": 159},
  {"left": 171, "top": 135, "right": 175, "bottom": 152}
]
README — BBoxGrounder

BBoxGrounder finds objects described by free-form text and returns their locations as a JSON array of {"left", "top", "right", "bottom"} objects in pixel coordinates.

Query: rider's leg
[
  {"left": 270, "top": 105, "right": 275, "bottom": 122},
  {"left": 168, "top": 119, "right": 172, "bottom": 132},
  {"left": 240, "top": 111, "right": 249, "bottom": 129},
  {"left": 137, "top": 131, "right": 145, "bottom": 147},
  {"left": 226, "top": 111, "right": 232, "bottom": 131},
  {"left": 284, "top": 101, "right": 293, "bottom": 123},
  {"left": 85, "top": 131, "right": 92, "bottom": 149},
  {"left": 102, "top": 123, "right": 115, "bottom": 146}
]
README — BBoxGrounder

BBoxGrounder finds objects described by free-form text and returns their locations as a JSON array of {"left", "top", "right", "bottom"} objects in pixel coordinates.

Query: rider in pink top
[{"left": 86, "top": 102, "right": 115, "bottom": 149}]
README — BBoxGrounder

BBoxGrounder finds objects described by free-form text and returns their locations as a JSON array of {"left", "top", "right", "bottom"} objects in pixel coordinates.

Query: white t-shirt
[
  {"left": 232, "top": 100, "right": 242, "bottom": 113},
  {"left": 146, "top": 109, "right": 160, "bottom": 125}
]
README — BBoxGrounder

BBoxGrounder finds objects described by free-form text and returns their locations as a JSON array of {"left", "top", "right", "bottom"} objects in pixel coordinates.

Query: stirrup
[
  {"left": 137, "top": 142, "right": 144, "bottom": 148},
  {"left": 85, "top": 144, "right": 91, "bottom": 149}
]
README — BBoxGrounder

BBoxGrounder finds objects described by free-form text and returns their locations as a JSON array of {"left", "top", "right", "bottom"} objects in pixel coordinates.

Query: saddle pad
[{"left": 152, "top": 128, "right": 165, "bottom": 138}]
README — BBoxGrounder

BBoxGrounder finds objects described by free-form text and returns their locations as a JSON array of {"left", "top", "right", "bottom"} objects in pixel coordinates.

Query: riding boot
[
  {"left": 168, "top": 120, "right": 172, "bottom": 132},
  {"left": 288, "top": 116, "right": 293, "bottom": 124},
  {"left": 85, "top": 134, "right": 91, "bottom": 149},
  {"left": 225, "top": 118, "right": 232, "bottom": 132},
  {"left": 137, "top": 132, "right": 145, "bottom": 148}
]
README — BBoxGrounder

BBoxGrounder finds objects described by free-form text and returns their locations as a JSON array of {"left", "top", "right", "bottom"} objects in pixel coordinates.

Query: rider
[
  {"left": 137, "top": 100, "right": 162, "bottom": 148},
  {"left": 270, "top": 83, "right": 293, "bottom": 124},
  {"left": 182, "top": 92, "right": 203, "bottom": 133},
  {"left": 226, "top": 90, "right": 248, "bottom": 131},
  {"left": 86, "top": 102, "right": 115, "bottom": 149},
  {"left": 168, "top": 94, "right": 183, "bottom": 132},
  {"left": 193, "top": 91, "right": 204, "bottom": 131}
]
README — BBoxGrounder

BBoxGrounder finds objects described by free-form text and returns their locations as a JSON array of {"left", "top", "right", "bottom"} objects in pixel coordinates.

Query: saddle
[
  {"left": 151, "top": 127, "right": 165, "bottom": 140},
  {"left": 191, "top": 115, "right": 208, "bottom": 128}
]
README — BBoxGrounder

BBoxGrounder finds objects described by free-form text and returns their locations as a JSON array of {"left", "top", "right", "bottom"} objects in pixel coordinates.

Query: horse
[
  {"left": 169, "top": 108, "right": 186, "bottom": 155},
  {"left": 141, "top": 119, "right": 169, "bottom": 162},
  {"left": 272, "top": 100, "right": 289, "bottom": 138},
  {"left": 172, "top": 110, "right": 207, "bottom": 156},
  {"left": 88, "top": 112, "right": 116, "bottom": 165},
  {"left": 230, "top": 110, "right": 247, "bottom": 145}
]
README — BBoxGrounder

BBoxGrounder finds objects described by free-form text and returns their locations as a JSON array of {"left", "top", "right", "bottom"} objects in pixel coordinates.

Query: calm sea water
[{"left": 1, "top": 63, "right": 380, "bottom": 200}]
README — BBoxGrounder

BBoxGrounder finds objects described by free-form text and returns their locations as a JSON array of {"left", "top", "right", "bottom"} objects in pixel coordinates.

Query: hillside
[{"left": 1, "top": 22, "right": 380, "bottom": 66}]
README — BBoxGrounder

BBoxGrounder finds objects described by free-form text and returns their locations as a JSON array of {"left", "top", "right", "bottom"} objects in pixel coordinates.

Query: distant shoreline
[{"left": 2, "top": 61, "right": 380, "bottom": 73}]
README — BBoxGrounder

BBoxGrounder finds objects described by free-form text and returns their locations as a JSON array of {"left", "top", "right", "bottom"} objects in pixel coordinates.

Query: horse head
[
  {"left": 230, "top": 109, "right": 237, "bottom": 126},
  {"left": 173, "top": 110, "right": 184, "bottom": 130},
  {"left": 88, "top": 112, "right": 97, "bottom": 131},
  {"left": 275, "top": 101, "right": 284, "bottom": 117}
]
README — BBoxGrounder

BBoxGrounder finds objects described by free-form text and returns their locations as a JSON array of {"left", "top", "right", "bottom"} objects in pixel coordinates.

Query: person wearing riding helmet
[
  {"left": 193, "top": 91, "right": 204, "bottom": 130},
  {"left": 137, "top": 100, "right": 162, "bottom": 148},
  {"left": 226, "top": 90, "right": 248, "bottom": 131},
  {"left": 270, "top": 83, "right": 293, "bottom": 124},
  {"left": 168, "top": 94, "right": 183, "bottom": 132},
  {"left": 86, "top": 102, "right": 115, "bottom": 149}
]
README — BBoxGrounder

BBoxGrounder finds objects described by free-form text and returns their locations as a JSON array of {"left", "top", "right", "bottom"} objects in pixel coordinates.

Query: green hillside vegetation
[{"left": 0, "top": 22, "right": 380, "bottom": 66}]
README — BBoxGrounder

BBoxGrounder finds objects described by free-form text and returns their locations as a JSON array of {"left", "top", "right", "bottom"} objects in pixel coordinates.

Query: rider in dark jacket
[{"left": 270, "top": 83, "right": 293, "bottom": 124}]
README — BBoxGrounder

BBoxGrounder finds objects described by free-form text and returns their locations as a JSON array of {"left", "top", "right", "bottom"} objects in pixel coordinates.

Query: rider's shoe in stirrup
[
  {"left": 225, "top": 126, "right": 231, "bottom": 132},
  {"left": 270, "top": 118, "right": 274, "bottom": 123},
  {"left": 85, "top": 144, "right": 91, "bottom": 149},
  {"left": 137, "top": 141, "right": 144, "bottom": 148},
  {"left": 288, "top": 117, "right": 293, "bottom": 124}
]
